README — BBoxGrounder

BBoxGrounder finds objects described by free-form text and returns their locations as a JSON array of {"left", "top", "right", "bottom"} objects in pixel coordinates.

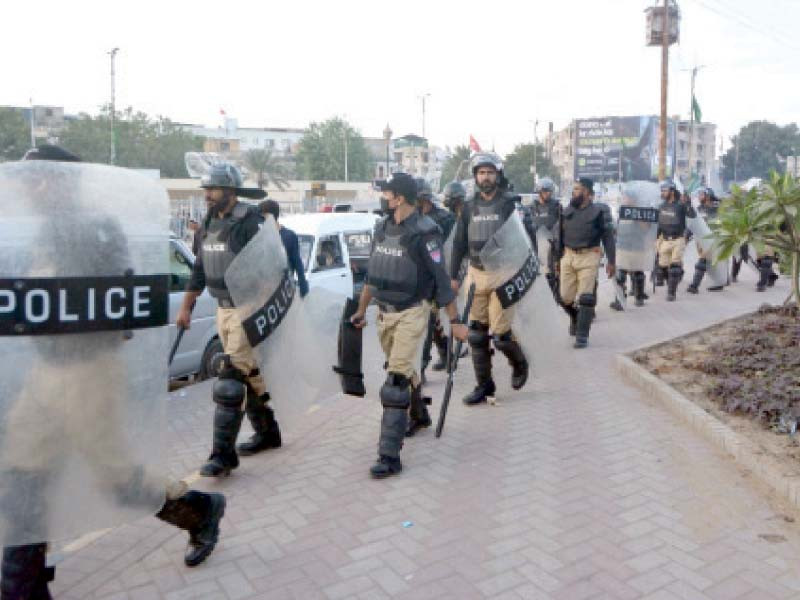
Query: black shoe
[
  {"left": 756, "top": 284, "right": 766, "bottom": 292},
  {"left": 370, "top": 455, "right": 402, "bottom": 479},
  {"left": 568, "top": 320, "right": 577, "bottom": 336},
  {"left": 635, "top": 297, "right": 645, "bottom": 307},
  {"left": 768, "top": 273, "right": 778, "bottom": 287},
  {"left": 511, "top": 361, "right": 529, "bottom": 391},
  {"left": 405, "top": 411, "right": 432, "bottom": 437},
  {"left": 610, "top": 299, "right": 624, "bottom": 311},
  {"left": 574, "top": 337, "right": 588, "bottom": 349},
  {"left": 184, "top": 493, "right": 226, "bottom": 567},
  {"left": 237, "top": 423, "right": 281, "bottom": 456},
  {"left": 708, "top": 286, "right": 723, "bottom": 292},
  {"left": 667, "top": 293, "right": 676, "bottom": 301},
  {"left": 463, "top": 379, "right": 496, "bottom": 405},
  {"left": 199, "top": 455, "right": 235, "bottom": 478}
]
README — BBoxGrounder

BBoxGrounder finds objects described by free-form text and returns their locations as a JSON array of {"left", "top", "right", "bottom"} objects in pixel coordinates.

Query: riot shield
[
  {"left": 0, "top": 161, "right": 170, "bottom": 545},
  {"left": 478, "top": 213, "right": 570, "bottom": 378},
  {"left": 686, "top": 214, "right": 728, "bottom": 287},
  {"left": 225, "top": 218, "right": 344, "bottom": 431},
  {"left": 615, "top": 181, "right": 660, "bottom": 272}
]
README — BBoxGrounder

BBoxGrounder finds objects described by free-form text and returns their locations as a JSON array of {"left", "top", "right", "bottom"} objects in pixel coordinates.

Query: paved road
[{"left": 52, "top": 269, "right": 800, "bottom": 599}]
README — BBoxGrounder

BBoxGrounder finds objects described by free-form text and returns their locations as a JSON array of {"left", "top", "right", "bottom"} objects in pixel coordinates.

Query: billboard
[{"left": 574, "top": 116, "right": 676, "bottom": 182}]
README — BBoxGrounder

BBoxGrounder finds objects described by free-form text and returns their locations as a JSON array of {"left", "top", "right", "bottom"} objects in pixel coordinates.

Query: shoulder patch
[{"left": 426, "top": 239, "right": 442, "bottom": 263}]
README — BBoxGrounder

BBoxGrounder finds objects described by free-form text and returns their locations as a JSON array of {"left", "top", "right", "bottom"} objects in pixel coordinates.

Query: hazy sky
[{"left": 3, "top": 0, "right": 798, "bottom": 155}]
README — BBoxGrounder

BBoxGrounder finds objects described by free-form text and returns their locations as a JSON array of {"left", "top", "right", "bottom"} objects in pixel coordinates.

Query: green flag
[{"left": 692, "top": 95, "right": 702, "bottom": 123}]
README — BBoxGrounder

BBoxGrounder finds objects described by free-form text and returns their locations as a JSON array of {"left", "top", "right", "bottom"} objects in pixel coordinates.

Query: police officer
[
  {"left": 687, "top": 187, "right": 723, "bottom": 294},
  {"left": 442, "top": 181, "right": 467, "bottom": 216},
  {"left": 350, "top": 173, "right": 467, "bottom": 478},
  {"left": 531, "top": 177, "right": 561, "bottom": 294},
  {"left": 556, "top": 178, "right": 615, "bottom": 348},
  {"left": 449, "top": 153, "right": 532, "bottom": 405},
  {"left": 177, "top": 164, "right": 281, "bottom": 478},
  {"left": 655, "top": 179, "right": 696, "bottom": 301},
  {"left": 609, "top": 187, "right": 651, "bottom": 310}
]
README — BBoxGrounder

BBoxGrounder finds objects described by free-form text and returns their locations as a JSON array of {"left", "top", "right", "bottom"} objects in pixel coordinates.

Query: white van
[{"left": 280, "top": 212, "right": 380, "bottom": 299}]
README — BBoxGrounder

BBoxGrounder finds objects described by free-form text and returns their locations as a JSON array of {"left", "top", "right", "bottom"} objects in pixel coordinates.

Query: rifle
[{"left": 435, "top": 282, "right": 476, "bottom": 438}]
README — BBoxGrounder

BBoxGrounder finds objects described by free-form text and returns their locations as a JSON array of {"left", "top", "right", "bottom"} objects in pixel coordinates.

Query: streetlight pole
[
  {"left": 658, "top": 0, "right": 669, "bottom": 180},
  {"left": 108, "top": 47, "right": 119, "bottom": 165},
  {"left": 383, "top": 123, "right": 392, "bottom": 179},
  {"left": 419, "top": 93, "right": 431, "bottom": 138}
]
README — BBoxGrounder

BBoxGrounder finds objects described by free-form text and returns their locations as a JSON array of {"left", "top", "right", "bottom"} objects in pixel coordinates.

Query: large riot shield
[
  {"left": 686, "top": 213, "right": 728, "bottom": 287},
  {"left": 225, "top": 218, "right": 343, "bottom": 430},
  {"left": 0, "top": 161, "right": 170, "bottom": 545},
  {"left": 615, "top": 181, "right": 660, "bottom": 272},
  {"left": 478, "top": 213, "right": 570, "bottom": 378}
]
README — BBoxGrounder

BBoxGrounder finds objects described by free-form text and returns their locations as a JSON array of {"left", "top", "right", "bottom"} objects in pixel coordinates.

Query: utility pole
[
  {"left": 420, "top": 93, "right": 431, "bottom": 138},
  {"left": 658, "top": 0, "right": 669, "bottom": 180},
  {"left": 108, "top": 47, "right": 119, "bottom": 165}
]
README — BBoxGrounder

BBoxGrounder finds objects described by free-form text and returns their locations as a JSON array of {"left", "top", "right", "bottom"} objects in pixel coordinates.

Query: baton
[
  {"left": 435, "top": 282, "right": 476, "bottom": 438},
  {"left": 168, "top": 326, "right": 186, "bottom": 366}
]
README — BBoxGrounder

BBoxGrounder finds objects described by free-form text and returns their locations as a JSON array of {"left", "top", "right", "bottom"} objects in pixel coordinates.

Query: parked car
[
  {"left": 168, "top": 235, "right": 221, "bottom": 380},
  {"left": 280, "top": 212, "right": 380, "bottom": 298}
]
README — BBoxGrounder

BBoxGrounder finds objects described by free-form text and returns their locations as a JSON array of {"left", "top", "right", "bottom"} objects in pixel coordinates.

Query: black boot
[
  {"left": 655, "top": 266, "right": 667, "bottom": 287},
  {"left": 1, "top": 544, "right": 54, "bottom": 600},
  {"left": 632, "top": 272, "right": 647, "bottom": 307},
  {"left": 731, "top": 257, "right": 741, "bottom": 283},
  {"left": 562, "top": 304, "right": 578, "bottom": 336},
  {"left": 431, "top": 326, "right": 449, "bottom": 371},
  {"left": 493, "top": 333, "right": 529, "bottom": 390},
  {"left": 405, "top": 385, "right": 432, "bottom": 437},
  {"left": 200, "top": 405, "right": 244, "bottom": 477},
  {"left": 464, "top": 322, "right": 494, "bottom": 404},
  {"left": 157, "top": 491, "right": 226, "bottom": 567},
  {"left": 610, "top": 271, "right": 626, "bottom": 311},
  {"left": 419, "top": 312, "right": 437, "bottom": 385},
  {"left": 463, "top": 379, "right": 497, "bottom": 405},
  {"left": 237, "top": 393, "right": 281, "bottom": 456},
  {"left": 372, "top": 410, "right": 406, "bottom": 479},
  {"left": 687, "top": 259, "right": 706, "bottom": 294},
  {"left": 756, "top": 258, "right": 772, "bottom": 292},
  {"left": 666, "top": 264, "right": 682, "bottom": 301},
  {"left": 574, "top": 293, "right": 596, "bottom": 349}
]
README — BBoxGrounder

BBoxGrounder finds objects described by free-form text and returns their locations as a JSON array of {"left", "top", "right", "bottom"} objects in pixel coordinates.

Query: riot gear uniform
[
  {"left": 687, "top": 189, "right": 723, "bottom": 294},
  {"left": 655, "top": 181, "right": 696, "bottom": 301},
  {"left": 443, "top": 181, "right": 467, "bottom": 214},
  {"left": 531, "top": 183, "right": 561, "bottom": 294}
]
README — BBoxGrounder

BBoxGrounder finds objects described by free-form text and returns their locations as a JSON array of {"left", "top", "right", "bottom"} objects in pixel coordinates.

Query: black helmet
[
  {"left": 200, "top": 162, "right": 266, "bottom": 199},
  {"left": 537, "top": 177, "right": 555, "bottom": 193},
  {"left": 659, "top": 179, "right": 677, "bottom": 192},
  {"left": 443, "top": 181, "right": 466, "bottom": 209},
  {"left": 415, "top": 177, "right": 433, "bottom": 202},
  {"left": 470, "top": 152, "right": 504, "bottom": 177}
]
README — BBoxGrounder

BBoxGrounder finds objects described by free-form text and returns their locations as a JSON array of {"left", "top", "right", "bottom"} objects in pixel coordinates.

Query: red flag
[
  {"left": 220, "top": 108, "right": 226, "bottom": 116},
  {"left": 469, "top": 135, "right": 482, "bottom": 153}
]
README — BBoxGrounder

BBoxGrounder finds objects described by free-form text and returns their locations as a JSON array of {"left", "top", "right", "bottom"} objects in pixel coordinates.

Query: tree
[
  {"left": 715, "top": 171, "right": 800, "bottom": 305},
  {"left": 439, "top": 145, "right": 471, "bottom": 188},
  {"left": 504, "top": 143, "right": 558, "bottom": 194},
  {"left": 0, "top": 108, "right": 31, "bottom": 161},
  {"left": 59, "top": 106, "right": 205, "bottom": 177},
  {"left": 722, "top": 121, "right": 800, "bottom": 184},
  {"left": 242, "top": 148, "right": 289, "bottom": 190},
  {"left": 295, "top": 117, "right": 371, "bottom": 182}
]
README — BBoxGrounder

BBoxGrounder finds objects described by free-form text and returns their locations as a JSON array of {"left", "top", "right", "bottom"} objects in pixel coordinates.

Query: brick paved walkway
[{"left": 52, "top": 270, "right": 800, "bottom": 599}]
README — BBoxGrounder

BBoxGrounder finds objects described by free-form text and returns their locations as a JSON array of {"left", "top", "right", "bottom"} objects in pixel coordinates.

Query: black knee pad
[
  {"left": 467, "top": 321, "right": 490, "bottom": 349},
  {"left": 669, "top": 263, "right": 683, "bottom": 278},
  {"left": 632, "top": 271, "right": 646, "bottom": 285},
  {"left": 696, "top": 258, "right": 707, "bottom": 272},
  {"left": 578, "top": 293, "right": 596, "bottom": 308},
  {"left": 213, "top": 377, "right": 246, "bottom": 408},
  {"left": 380, "top": 373, "right": 411, "bottom": 409},
  {"left": 215, "top": 354, "right": 247, "bottom": 383}
]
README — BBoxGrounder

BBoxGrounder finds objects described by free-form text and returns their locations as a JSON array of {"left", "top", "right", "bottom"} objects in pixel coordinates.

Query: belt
[
  {"left": 660, "top": 234, "right": 683, "bottom": 241},
  {"left": 377, "top": 301, "right": 421, "bottom": 314},
  {"left": 566, "top": 246, "right": 600, "bottom": 254},
  {"left": 218, "top": 298, "right": 236, "bottom": 308}
]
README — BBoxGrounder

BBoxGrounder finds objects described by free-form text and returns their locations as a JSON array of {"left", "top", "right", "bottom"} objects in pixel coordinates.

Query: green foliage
[
  {"left": 716, "top": 170, "right": 800, "bottom": 304},
  {"left": 439, "top": 145, "right": 471, "bottom": 188},
  {"left": 722, "top": 121, "right": 800, "bottom": 183},
  {"left": 504, "top": 143, "right": 558, "bottom": 194},
  {"left": 295, "top": 117, "right": 371, "bottom": 182},
  {"left": 242, "top": 147, "right": 289, "bottom": 190},
  {"left": 0, "top": 108, "right": 31, "bottom": 161},
  {"left": 58, "top": 106, "right": 205, "bottom": 177}
]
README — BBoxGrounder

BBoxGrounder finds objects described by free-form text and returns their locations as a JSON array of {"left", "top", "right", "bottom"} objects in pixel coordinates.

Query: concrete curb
[{"left": 616, "top": 353, "right": 800, "bottom": 510}]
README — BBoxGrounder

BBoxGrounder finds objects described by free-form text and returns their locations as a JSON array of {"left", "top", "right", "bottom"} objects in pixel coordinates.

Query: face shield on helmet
[
  {"left": 537, "top": 177, "right": 555, "bottom": 194},
  {"left": 442, "top": 181, "right": 466, "bottom": 211},
  {"left": 471, "top": 152, "right": 504, "bottom": 194}
]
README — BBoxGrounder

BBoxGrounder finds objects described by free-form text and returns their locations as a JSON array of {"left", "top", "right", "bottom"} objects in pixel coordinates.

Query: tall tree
[
  {"left": 59, "top": 106, "right": 205, "bottom": 177},
  {"left": 439, "top": 145, "right": 471, "bottom": 188},
  {"left": 722, "top": 121, "right": 800, "bottom": 184},
  {"left": 295, "top": 117, "right": 371, "bottom": 181},
  {"left": 0, "top": 108, "right": 31, "bottom": 161},
  {"left": 504, "top": 143, "right": 558, "bottom": 194},
  {"left": 243, "top": 148, "right": 289, "bottom": 190}
]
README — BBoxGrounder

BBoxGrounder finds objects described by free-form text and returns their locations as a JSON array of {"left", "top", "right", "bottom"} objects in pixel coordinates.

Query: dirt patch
[{"left": 633, "top": 303, "right": 800, "bottom": 474}]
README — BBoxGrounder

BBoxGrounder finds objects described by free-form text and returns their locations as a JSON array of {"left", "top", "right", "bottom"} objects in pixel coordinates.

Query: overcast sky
[{"left": 3, "top": 0, "right": 798, "bottom": 155}]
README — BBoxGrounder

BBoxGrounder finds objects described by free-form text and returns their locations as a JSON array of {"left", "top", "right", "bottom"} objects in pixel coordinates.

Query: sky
[{"left": 3, "top": 0, "right": 798, "bottom": 155}]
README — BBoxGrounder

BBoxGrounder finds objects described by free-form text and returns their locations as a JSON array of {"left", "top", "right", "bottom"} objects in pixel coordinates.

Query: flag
[
  {"left": 692, "top": 95, "right": 702, "bottom": 123},
  {"left": 220, "top": 108, "right": 226, "bottom": 116},
  {"left": 469, "top": 135, "right": 482, "bottom": 153}
]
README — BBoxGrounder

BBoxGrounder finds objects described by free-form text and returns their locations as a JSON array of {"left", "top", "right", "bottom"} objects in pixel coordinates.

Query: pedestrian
[
  {"left": 259, "top": 199, "right": 309, "bottom": 297},
  {"left": 555, "top": 178, "right": 616, "bottom": 348},
  {"left": 349, "top": 172, "right": 467, "bottom": 478},
  {"left": 177, "top": 163, "right": 281, "bottom": 478}
]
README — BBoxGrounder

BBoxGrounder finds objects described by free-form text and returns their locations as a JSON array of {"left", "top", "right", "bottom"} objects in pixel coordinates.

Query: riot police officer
[
  {"left": 687, "top": 187, "right": 723, "bottom": 294},
  {"left": 556, "top": 178, "right": 616, "bottom": 348},
  {"left": 655, "top": 179, "right": 696, "bottom": 301},
  {"left": 416, "top": 178, "right": 458, "bottom": 381},
  {"left": 443, "top": 181, "right": 467, "bottom": 216},
  {"left": 350, "top": 173, "right": 467, "bottom": 478},
  {"left": 531, "top": 177, "right": 561, "bottom": 294},
  {"left": 177, "top": 164, "right": 281, "bottom": 478},
  {"left": 449, "top": 153, "right": 532, "bottom": 404}
]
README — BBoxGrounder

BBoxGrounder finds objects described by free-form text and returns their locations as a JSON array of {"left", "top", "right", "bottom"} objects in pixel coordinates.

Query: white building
[{"left": 177, "top": 119, "right": 305, "bottom": 157}]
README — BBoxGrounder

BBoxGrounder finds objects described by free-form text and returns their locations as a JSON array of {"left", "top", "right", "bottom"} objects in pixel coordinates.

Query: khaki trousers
[
  {"left": 216, "top": 306, "right": 266, "bottom": 397},
  {"left": 377, "top": 303, "right": 429, "bottom": 386},
  {"left": 559, "top": 247, "right": 602, "bottom": 305},
  {"left": 466, "top": 266, "right": 514, "bottom": 335},
  {"left": 656, "top": 236, "right": 686, "bottom": 267}
]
